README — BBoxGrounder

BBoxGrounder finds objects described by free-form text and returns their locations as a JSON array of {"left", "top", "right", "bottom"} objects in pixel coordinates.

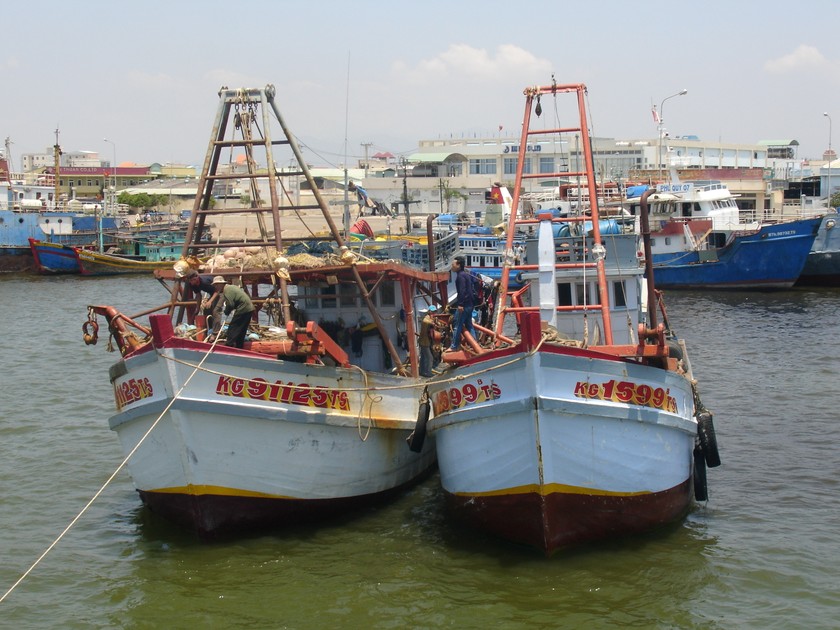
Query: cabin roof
[
  {"left": 406, "top": 152, "right": 466, "bottom": 163},
  {"left": 756, "top": 139, "right": 800, "bottom": 147}
]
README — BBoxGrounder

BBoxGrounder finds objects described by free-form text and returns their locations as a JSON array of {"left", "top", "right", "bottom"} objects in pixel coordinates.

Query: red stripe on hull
[{"left": 445, "top": 479, "right": 692, "bottom": 555}]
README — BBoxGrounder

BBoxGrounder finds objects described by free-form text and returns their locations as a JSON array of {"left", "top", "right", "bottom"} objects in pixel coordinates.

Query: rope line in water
[
  {"left": 0, "top": 330, "right": 227, "bottom": 605},
  {"left": 0, "top": 326, "right": 552, "bottom": 603}
]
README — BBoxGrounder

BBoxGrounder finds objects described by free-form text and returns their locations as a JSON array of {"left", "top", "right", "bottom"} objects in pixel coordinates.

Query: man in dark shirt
[{"left": 449, "top": 256, "right": 476, "bottom": 351}]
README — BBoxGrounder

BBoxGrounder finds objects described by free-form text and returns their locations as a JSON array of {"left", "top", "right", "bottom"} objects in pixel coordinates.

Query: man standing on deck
[
  {"left": 449, "top": 256, "right": 476, "bottom": 351},
  {"left": 211, "top": 276, "right": 255, "bottom": 348},
  {"left": 186, "top": 269, "right": 223, "bottom": 340}
]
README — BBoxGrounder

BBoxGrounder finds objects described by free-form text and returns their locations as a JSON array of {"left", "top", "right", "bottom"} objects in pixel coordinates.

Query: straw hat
[{"left": 211, "top": 276, "right": 228, "bottom": 285}]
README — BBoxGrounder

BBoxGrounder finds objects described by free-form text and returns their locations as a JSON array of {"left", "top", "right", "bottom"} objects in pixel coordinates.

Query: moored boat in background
[
  {"left": 2, "top": 139, "right": 191, "bottom": 272},
  {"left": 624, "top": 180, "right": 821, "bottom": 289},
  {"left": 796, "top": 211, "right": 840, "bottom": 286},
  {"left": 30, "top": 237, "right": 187, "bottom": 275}
]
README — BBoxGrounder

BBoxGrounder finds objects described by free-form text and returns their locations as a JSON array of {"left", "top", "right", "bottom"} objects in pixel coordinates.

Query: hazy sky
[{"left": 3, "top": 0, "right": 839, "bottom": 169}]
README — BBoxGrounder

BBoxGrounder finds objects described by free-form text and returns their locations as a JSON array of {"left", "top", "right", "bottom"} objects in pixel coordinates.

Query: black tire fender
[
  {"left": 697, "top": 409, "right": 721, "bottom": 468},
  {"left": 407, "top": 399, "right": 430, "bottom": 453},
  {"left": 693, "top": 445, "right": 708, "bottom": 501}
]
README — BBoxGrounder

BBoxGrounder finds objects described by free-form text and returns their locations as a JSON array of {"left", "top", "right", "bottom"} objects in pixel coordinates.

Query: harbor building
[{"left": 351, "top": 135, "right": 828, "bottom": 225}]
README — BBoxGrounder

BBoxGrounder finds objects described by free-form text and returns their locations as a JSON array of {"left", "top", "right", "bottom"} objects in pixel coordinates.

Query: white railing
[{"left": 7, "top": 171, "right": 56, "bottom": 187}]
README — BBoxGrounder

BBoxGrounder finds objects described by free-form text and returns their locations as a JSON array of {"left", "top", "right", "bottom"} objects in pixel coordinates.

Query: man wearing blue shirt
[{"left": 449, "top": 256, "right": 476, "bottom": 351}]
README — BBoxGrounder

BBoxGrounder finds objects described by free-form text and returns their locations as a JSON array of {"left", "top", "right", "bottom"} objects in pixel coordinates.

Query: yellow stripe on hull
[
  {"left": 150, "top": 484, "right": 295, "bottom": 500},
  {"left": 453, "top": 482, "right": 653, "bottom": 499}
]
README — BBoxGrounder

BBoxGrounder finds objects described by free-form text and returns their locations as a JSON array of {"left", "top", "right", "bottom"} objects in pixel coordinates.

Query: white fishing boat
[
  {"left": 84, "top": 86, "right": 444, "bottom": 537},
  {"left": 424, "top": 81, "right": 719, "bottom": 555}
]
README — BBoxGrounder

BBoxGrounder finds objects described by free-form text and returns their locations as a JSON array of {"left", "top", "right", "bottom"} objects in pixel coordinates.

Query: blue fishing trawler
[
  {"left": 624, "top": 181, "right": 821, "bottom": 289},
  {"left": 797, "top": 211, "right": 840, "bottom": 286}
]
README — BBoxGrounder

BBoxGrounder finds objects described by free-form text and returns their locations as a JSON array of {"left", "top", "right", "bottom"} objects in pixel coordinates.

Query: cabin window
[
  {"left": 557, "top": 283, "right": 573, "bottom": 306},
  {"left": 321, "top": 285, "right": 336, "bottom": 309},
  {"left": 380, "top": 282, "right": 396, "bottom": 307},
  {"left": 339, "top": 283, "right": 356, "bottom": 307},
  {"left": 613, "top": 280, "right": 627, "bottom": 308},
  {"left": 575, "top": 282, "right": 600, "bottom": 306},
  {"left": 664, "top": 237, "right": 671, "bottom": 246},
  {"left": 303, "top": 286, "right": 319, "bottom": 310}
]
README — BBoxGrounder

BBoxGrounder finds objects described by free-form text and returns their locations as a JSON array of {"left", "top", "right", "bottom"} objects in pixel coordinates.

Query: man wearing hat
[
  {"left": 186, "top": 269, "right": 223, "bottom": 340},
  {"left": 211, "top": 276, "right": 255, "bottom": 348}
]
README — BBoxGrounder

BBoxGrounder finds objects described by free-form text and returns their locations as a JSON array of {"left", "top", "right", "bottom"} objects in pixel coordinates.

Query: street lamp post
[
  {"left": 657, "top": 89, "right": 688, "bottom": 180},
  {"left": 824, "top": 112, "right": 833, "bottom": 208},
  {"left": 103, "top": 138, "right": 116, "bottom": 215}
]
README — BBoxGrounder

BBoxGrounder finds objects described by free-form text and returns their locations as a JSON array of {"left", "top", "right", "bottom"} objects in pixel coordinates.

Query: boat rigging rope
[
  {"left": 348, "top": 364, "right": 377, "bottom": 441},
  {"left": 0, "top": 329, "right": 228, "bottom": 605}
]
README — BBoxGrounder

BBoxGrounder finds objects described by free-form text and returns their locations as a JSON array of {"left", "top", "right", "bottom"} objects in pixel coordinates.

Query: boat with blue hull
[
  {"left": 28, "top": 239, "right": 77, "bottom": 273},
  {"left": 797, "top": 211, "right": 840, "bottom": 286},
  {"left": 651, "top": 217, "right": 821, "bottom": 289},
  {"left": 626, "top": 181, "right": 821, "bottom": 289},
  {"left": 1, "top": 150, "right": 117, "bottom": 266},
  {"left": 30, "top": 237, "right": 185, "bottom": 275},
  {"left": 2, "top": 149, "right": 189, "bottom": 271}
]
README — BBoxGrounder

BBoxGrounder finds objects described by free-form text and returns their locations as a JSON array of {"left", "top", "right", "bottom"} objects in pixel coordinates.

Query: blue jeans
[
  {"left": 450, "top": 307, "right": 476, "bottom": 349},
  {"left": 419, "top": 345, "right": 434, "bottom": 377}
]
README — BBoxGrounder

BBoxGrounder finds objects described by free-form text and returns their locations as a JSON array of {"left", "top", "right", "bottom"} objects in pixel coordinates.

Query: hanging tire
[
  {"left": 666, "top": 339, "right": 684, "bottom": 361},
  {"left": 693, "top": 446, "right": 708, "bottom": 501},
  {"left": 407, "top": 400, "right": 430, "bottom": 453},
  {"left": 696, "top": 409, "right": 721, "bottom": 468}
]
